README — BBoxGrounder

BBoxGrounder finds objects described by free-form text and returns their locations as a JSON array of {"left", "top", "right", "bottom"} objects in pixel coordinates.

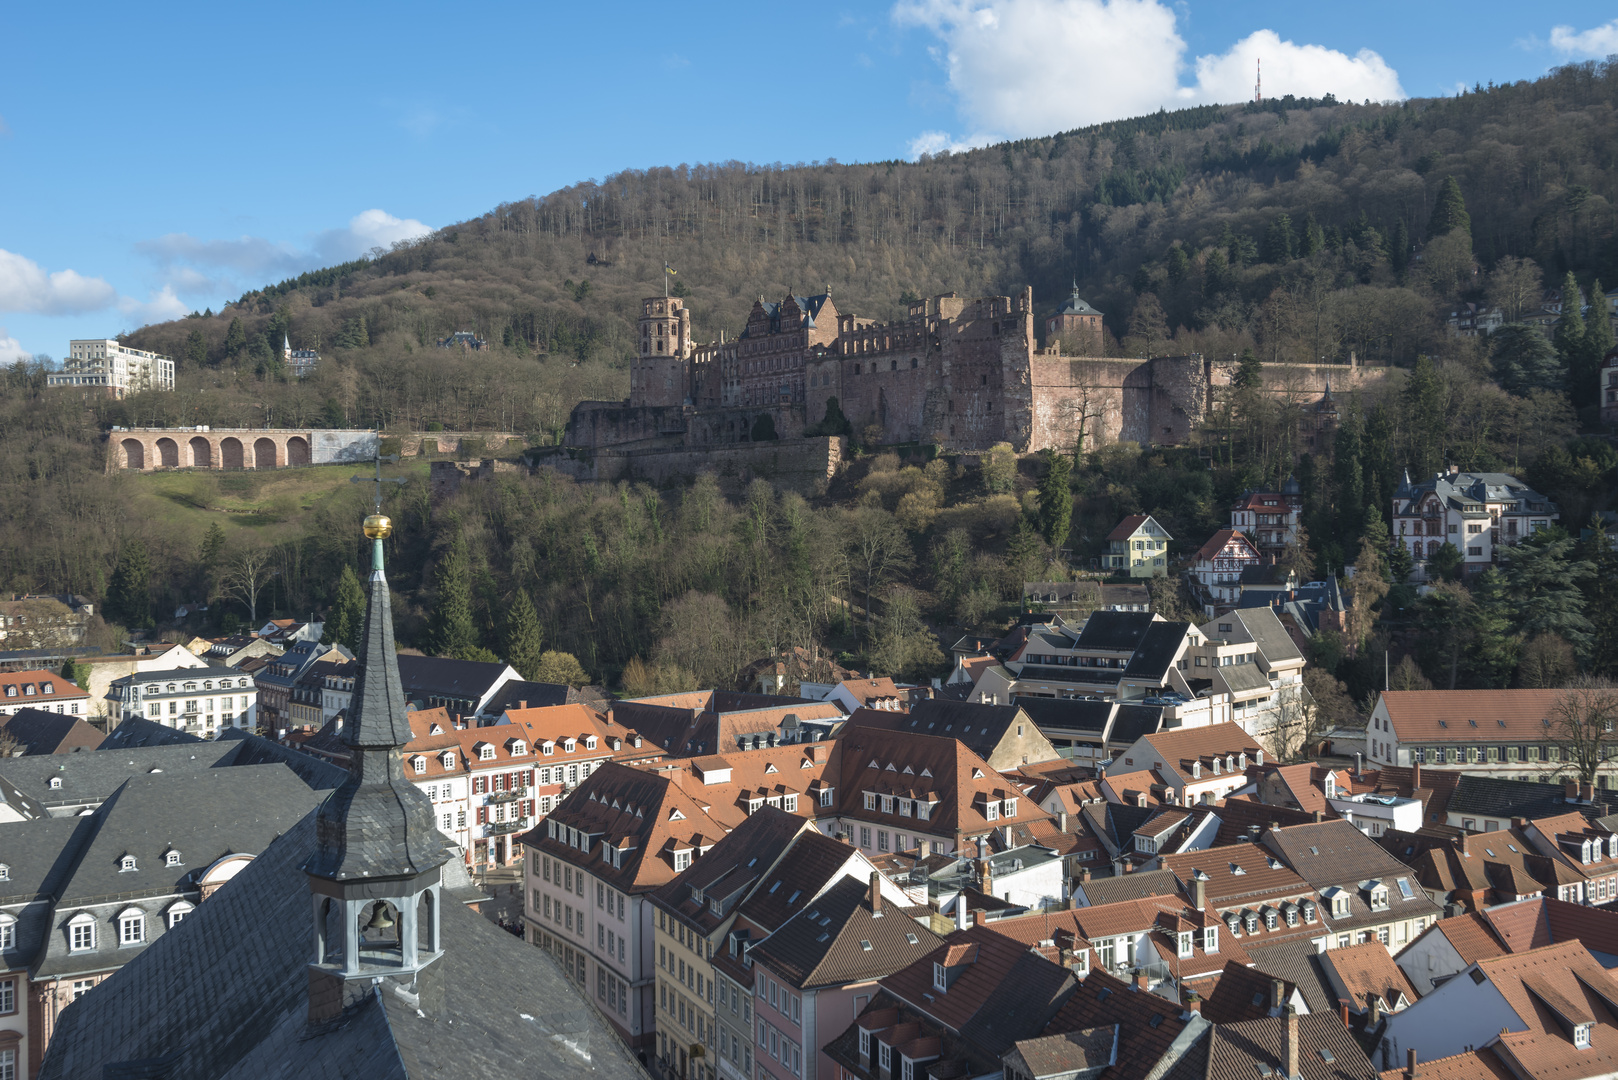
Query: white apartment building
[
  {"left": 106, "top": 666, "right": 258, "bottom": 735},
  {"left": 1392, "top": 468, "right": 1557, "bottom": 577},
  {"left": 47, "top": 340, "right": 176, "bottom": 397}
]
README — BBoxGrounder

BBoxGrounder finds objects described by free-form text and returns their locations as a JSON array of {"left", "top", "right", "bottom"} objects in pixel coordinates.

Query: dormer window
[
  {"left": 985, "top": 801, "right": 999, "bottom": 821},
  {"left": 585, "top": 736, "right": 598, "bottom": 750},
  {"left": 1324, "top": 774, "right": 1337, "bottom": 798},
  {"left": 1576, "top": 1022, "right": 1593, "bottom": 1049},
  {"left": 542, "top": 741, "right": 555, "bottom": 756},
  {"left": 203, "top": 681, "right": 213, "bottom": 691},
  {"left": 1177, "top": 931, "right": 1193, "bottom": 958},
  {"left": 1204, "top": 925, "right": 1219, "bottom": 953},
  {"left": 1191, "top": 763, "right": 1202, "bottom": 779},
  {"left": 412, "top": 756, "right": 426, "bottom": 775},
  {"left": 0, "top": 865, "right": 6, "bottom": 882},
  {"left": 441, "top": 752, "right": 456, "bottom": 770},
  {"left": 1244, "top": 913, "right": 1258, "bottom": 934},
  {"left": 673, "top": 849, "right": 692, "bottom": 872},
  {"left": 564, "top": 739, "right": 576, "bottom": 753},
  {"left": 1004, "top": 797, "right": 1017, "bottom": 817},
  {"left": 933, "top": 962, "right": 947, "bottom": 991},
  {"left": 119, "top": 855, "right": 137, "bottom": 872},
  {"left": 164, "top": 850, "right": 181, "bottom": 867},
  {"left": 511, "top": 741, "right": 527, "bottom": 756},
  {"left": 49, "top": 777, "right": 62, "bottom": 790},
  {"left": 69, "top": 913, "right": 96, "bottom": 951},
  {"left": 479, "top": 745, "right": 495, "bottom": 761}
]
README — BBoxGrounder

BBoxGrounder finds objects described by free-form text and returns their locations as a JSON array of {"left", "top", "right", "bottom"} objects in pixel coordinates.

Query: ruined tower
[{"left": 629, "top": 295, "right": 691, "bottom": 407}]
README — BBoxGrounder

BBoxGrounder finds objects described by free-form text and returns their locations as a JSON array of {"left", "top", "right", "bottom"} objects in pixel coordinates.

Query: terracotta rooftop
[
  {"left": 1322, "top": 940, "right": 1421, "bottom": 1012},
  {"left": 1376, "top": 1048, "right": 1515, "bottom": 1080},
  {"left": 1379, "top": 689, "right": 1564, "bottom": 742}
]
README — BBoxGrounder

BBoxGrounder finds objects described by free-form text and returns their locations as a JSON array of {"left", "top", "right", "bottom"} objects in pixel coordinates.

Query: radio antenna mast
[{"left": 1255, "top": 58, "right": 1262, "bottom": 104}]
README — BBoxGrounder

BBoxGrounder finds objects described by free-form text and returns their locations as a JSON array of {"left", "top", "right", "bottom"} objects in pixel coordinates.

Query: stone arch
[
  {"left": 253, "top": 438, "right": 278, "bottom": 469},
  {"left": 220, "top": 437, "right": 244, "bottom": 469},
  {"left": 286, "top": 436, "right": 310, "bottom": 466},
  {"left": 121, "top": 439, "right": 145, "bottom": 470},
  {"left": 155, "top": 438, "right": 179, "bottom": 468},
  {"left": 189, "top": 436, "right": 211, "bottom": 467}
]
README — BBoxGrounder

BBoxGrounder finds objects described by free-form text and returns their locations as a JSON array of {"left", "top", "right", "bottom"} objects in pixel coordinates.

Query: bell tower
[
  {"left": 631, "top": 295, "right": 691, "bottom": 407},
  {"left": 303, "top": 504, "right": 449, "bottom": 1020}
]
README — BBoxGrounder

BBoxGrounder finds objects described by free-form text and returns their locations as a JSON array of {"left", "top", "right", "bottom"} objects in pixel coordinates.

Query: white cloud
[
  {"left": 0, "top": 249, "right": 119, "bottom": 315},
  {"left": 136, "top": 209, "right": 435, "bottom": 302},
  {"left": 0, "top": 327, "right": 28, "bottom": 364},
  {"left": 118, "top": 285, "right": 190, "bottom": 327},
  {"left": 1550, "top": 19, "right": 1618, "bottom": 56},
  {"left": 313, "top": 209, "right": 433, "bottom": 263},
  {"left": 893, "top": 0, "right": 1403, "bottom": 151}
]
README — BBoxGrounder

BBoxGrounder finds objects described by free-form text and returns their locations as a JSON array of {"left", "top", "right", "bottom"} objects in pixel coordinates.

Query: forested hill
[{"left": 96, "top": 58, "right": 1618, "bottom": 437}]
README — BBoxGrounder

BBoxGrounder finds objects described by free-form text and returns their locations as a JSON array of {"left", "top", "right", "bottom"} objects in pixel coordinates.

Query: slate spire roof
[{"left": 304, "top": 524, "right": 446, "bottom": 882}]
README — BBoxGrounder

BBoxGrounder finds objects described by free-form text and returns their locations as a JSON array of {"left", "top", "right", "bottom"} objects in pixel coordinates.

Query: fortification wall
[
  {"left": 533, "top": 437, "right": 843, "bottom": 495},
  {"left": 109, "top": 427, "right": 377, "bottom": 471},
  {"left": 1029, "top": 358, "right": 1387, "bottom": 452}
]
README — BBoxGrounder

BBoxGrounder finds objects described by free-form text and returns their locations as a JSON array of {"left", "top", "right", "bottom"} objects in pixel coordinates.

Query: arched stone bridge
[{"left": 110, "top": 428, "right": 379, "bottom": 471}]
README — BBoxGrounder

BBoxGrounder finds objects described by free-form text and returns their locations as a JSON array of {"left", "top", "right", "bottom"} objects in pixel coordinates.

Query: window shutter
[
  {"left": 477, "top": 806, "right": 488, "bottom": 825},
  {"left": 526, "top": 799, "right": 535, "bottom": 818},
  {"left": 527, "top": 770, "right": 536, "bottom": 787}
]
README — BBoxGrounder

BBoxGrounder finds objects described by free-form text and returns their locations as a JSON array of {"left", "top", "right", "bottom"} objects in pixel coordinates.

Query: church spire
[{"left": 304, "top": 500, "right": 447, "bottom": 994}]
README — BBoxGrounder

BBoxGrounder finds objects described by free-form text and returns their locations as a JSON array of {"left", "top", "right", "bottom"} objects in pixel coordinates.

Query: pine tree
[
  {"left": 424, "top": 537, "right": 477, "bottom": 658},
  {"left": 1233, "top": 349, "right": 1263, "bottom": 389},
  {"left": 1576, "top": 278, "right": 1616, "bottom": 407},
  {"left": 503, "top": 589, "right": 545, "bottom": 680},
  {"left": 1401, "top": 356, "right": 1445, "bottom": 479},
  {"left": 1576, "top": 516, "right": 1618, "bottom": 677},
  {"left": 106, "top": 539, "right": 151, "bottom": 628},
  {"left": 322, "top": 564, "right": 366, "bottom": 653},
  {"left": 196, "top": 522, "right": 226, "bottom": 602},
  {"left": 1492, "top": 324, "right": 1565, "bottom": 394},
  {"left": 1507, "top": 533, "right": 1594, "bottom": 653},
  {"left": 1554, "top": 271, "right": 1586, "bottom": 371},
  {"left": 1426, "top": 176, "right": 1471, "bottom": 239},
  {"left": 1302, "top": 214, "right": 1325, "bottom": 258},
  {"left": 1263, "top": 214, "right": 1295, "bottom": 263},
  {"left": 1165, "top": 245, "right": 1190, "bottom": 284},
  {"left": 223, "top": 317, "right": 247, "bottom": 359},
  {"left": 185, "top": 328, "right": 207, "bottom": 368},
  {"left": 1389, "top": 220, "right": 1410, "bottom": 274},
  {"left": 1462, "top": 568, "right": 1518, "bottom": 687},
  {"left": 1036, "top": 450, "right": 1073, "bottom": 549}
]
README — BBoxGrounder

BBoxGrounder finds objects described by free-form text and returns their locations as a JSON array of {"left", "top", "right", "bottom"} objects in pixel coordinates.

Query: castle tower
[
  {"left": 630, "top": 295, "right": 691, "bottom": 407},
  {"left": 303, "top": 508, "right": 448, "bottom": 1014},
  {"left": 1046, "top": 286, "right": 1104, "bottom": 355}
]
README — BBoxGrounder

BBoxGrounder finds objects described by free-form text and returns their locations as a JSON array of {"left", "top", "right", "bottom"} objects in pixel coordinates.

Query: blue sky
[{"left": 2, "top": 0, "right": 1614, "bottom": 360}]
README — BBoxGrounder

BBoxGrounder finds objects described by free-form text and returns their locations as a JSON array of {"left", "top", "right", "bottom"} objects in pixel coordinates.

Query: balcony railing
[
  {"left": 487, "top": 788, "right": 529, "bottom": 804},
  {"left": 489, "top": 820, "right": 526, "bottom": 835}
]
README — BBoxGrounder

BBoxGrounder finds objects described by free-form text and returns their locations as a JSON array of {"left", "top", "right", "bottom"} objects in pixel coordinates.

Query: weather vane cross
[{"left": 351, "top": 451, "right": 406, "bottom": 514}]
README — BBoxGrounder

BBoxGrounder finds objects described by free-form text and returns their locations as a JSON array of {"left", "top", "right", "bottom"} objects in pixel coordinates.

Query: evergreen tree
[
  {"left": 424, "top": 536, "right": 477, "bottom": 658},
  {"left": 1301, "top": 214, "right": 1325, "bottom": 258},
  {"left": 322, "top": 564, "right": 366, "bottom": 653},
  {"left": 1035, "top": 450, "right": 1073, "bottom": 549},
  {"left": 1389, "top": 219, "right": 1410, "bottom": 274},
  {"left": 1263, "top": 214, "right": 1295, "bottom": 263},
  {"left": 1165, "top": 245, "right": 1190, "bottom": 285},
  {"left": 1401, "top": 356, "right": 1445, "bottom": 479},
  {"left": 1575, "top": 516, "right": 1618, "bottom": 677},
  {"left": 1554, "top": 271, "right": 1586, "bottom": 371},
  {"left": 1426, "top": 176, "right": 1472, "bottom": 239},
  {"left": 223, "top": 317, "right": 247, "bottom": 359},
  {"left": 106, "top": 539, "right": 151, "bottom": 628},
  {"left": 1462, "top": 568, "right": 1518, "bottom": 687},
  {"left": 1576, "top": 278, "right": 1615, "bottom": 407},
  {"left": 60, "top": 658, "right": 84, "bottom": 687},
  {"left": 1414, "top": 582, "right": 1475, "bottom": 689},
  {"left": 503, "top": 589, "right": 545, "bottom": 680},
  {"left": 1507, "top": 532, "right": 1594, "bottom": 653},
  {"left": 1428, "top": 541, "right": 1464, "bottom": 582},
  {"left": 196, "top": 522, "right": 226, "bottom": 602},
  {"left": 1233, "top": 348, "right": 1263, "bottom": 390},
  {"left": 184, "top": 328, "right": 207, "bottom": 368},
  {"left": 1492, "top": 323, "right": 1565, "bottom": 394}
]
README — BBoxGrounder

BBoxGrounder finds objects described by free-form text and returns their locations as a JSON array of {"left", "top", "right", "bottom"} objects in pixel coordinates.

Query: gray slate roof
[
  {"left": 35, "top": 766, "right": 327, "bottom": 980},
  {"left": 99, "top": 717, "right": 206, "bottom": 749},
  {"left": 38, "top": 813, "right": 646, "bottom": 1080},
  {"left": 0, "top": 743, "right": 236, "bottom": 812}
]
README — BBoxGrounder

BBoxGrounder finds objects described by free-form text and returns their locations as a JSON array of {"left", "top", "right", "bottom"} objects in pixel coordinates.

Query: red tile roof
[
  {"left": 1105, "top": 515, "right": 1151, "bottom": 542},
  {"left": 1379, "top": 689, "right": 1564, "bottom": 743},
  {"left": 1322, "top": 940, "right": 1421, "bottom": 1011},
  {"left": 1193, "top": 529, "right": 1258, "bottom": 564},
  {"left": 1377, "top": 1048, "right": 1515, "bottom": 1080}
]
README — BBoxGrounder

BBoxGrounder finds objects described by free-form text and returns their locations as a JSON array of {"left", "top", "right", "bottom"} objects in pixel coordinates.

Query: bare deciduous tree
[
  {"left": 219, "top": 548, "right": 278, "bottom": 625},
  {"left": 1548, "top": 677, "right": 1618, "bottom": 786}
]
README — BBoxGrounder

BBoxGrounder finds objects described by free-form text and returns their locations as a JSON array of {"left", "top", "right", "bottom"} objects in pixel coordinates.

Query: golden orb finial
[{"left": 363, "top": 514, "right": 393, "bottom": 540}]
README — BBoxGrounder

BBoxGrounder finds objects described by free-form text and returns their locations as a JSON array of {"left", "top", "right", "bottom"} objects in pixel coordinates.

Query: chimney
[
  {"left": 1186, "top": 991, "right": 1202, "bottom": 1016},
  {"left": 1411, "top": 759, "right": 1421, "bottom": 789},
  {"left": 1271, "top": 977, "right": 1286, "bottom": 1013},
  {"left": 1133, "top": 970, "right": 1149, "bottom": 992},
  {"left": 1367, "top": 996, "right": 1382, "bottom": 1028},
  {"left": 518, "top": 699, "right": 527, "bottom": 710},
  {"left": 1057, "top": 810, "right": 1068, "bottom": 832},
  {"left": 869, "top": 871, "right": 883, "bottom": 916},
  {"left": 1284, "top": 1005, "right": 1299, "bottom": 1080},
  {"left": 1355, "top": 751, "right": 1363, "bottom": 778},
  {"left": 1313, "top": 810, "right": 1325, "bottom": 823},
  {"left": 1078, "top": 867, "right": 1091, "bottom": 884},
  {"left": 955, "top": 900, "right": 969, "bottom": 931},
  {"left": 1193, "top": 874, "right": 1207, "bottom": 912},
  {"left": 972, "top": 910, "right": 987, "bottom": 927},
  {"left": 1567, "top": 780, "right": 1581, "bottom": 801},
  {"left": 1404, "top": 1049, "right": 1419, "bottom": 1080},
  {"left": 1514, "top": 817, "right": 1529, "bottom": 831},
  {"left": 1460, "top": 833, "right": 1470, "bottom": 858}
]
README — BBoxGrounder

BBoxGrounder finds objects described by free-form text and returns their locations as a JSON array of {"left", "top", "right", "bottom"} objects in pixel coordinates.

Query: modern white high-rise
[{"left": 47, "top": 339, "right": 176, "bottom": 397}]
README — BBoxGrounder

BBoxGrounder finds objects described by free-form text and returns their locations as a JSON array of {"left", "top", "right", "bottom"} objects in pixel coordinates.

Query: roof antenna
[{"left": 1254, "top": 58, "right": 1262, "bottom": 104}]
